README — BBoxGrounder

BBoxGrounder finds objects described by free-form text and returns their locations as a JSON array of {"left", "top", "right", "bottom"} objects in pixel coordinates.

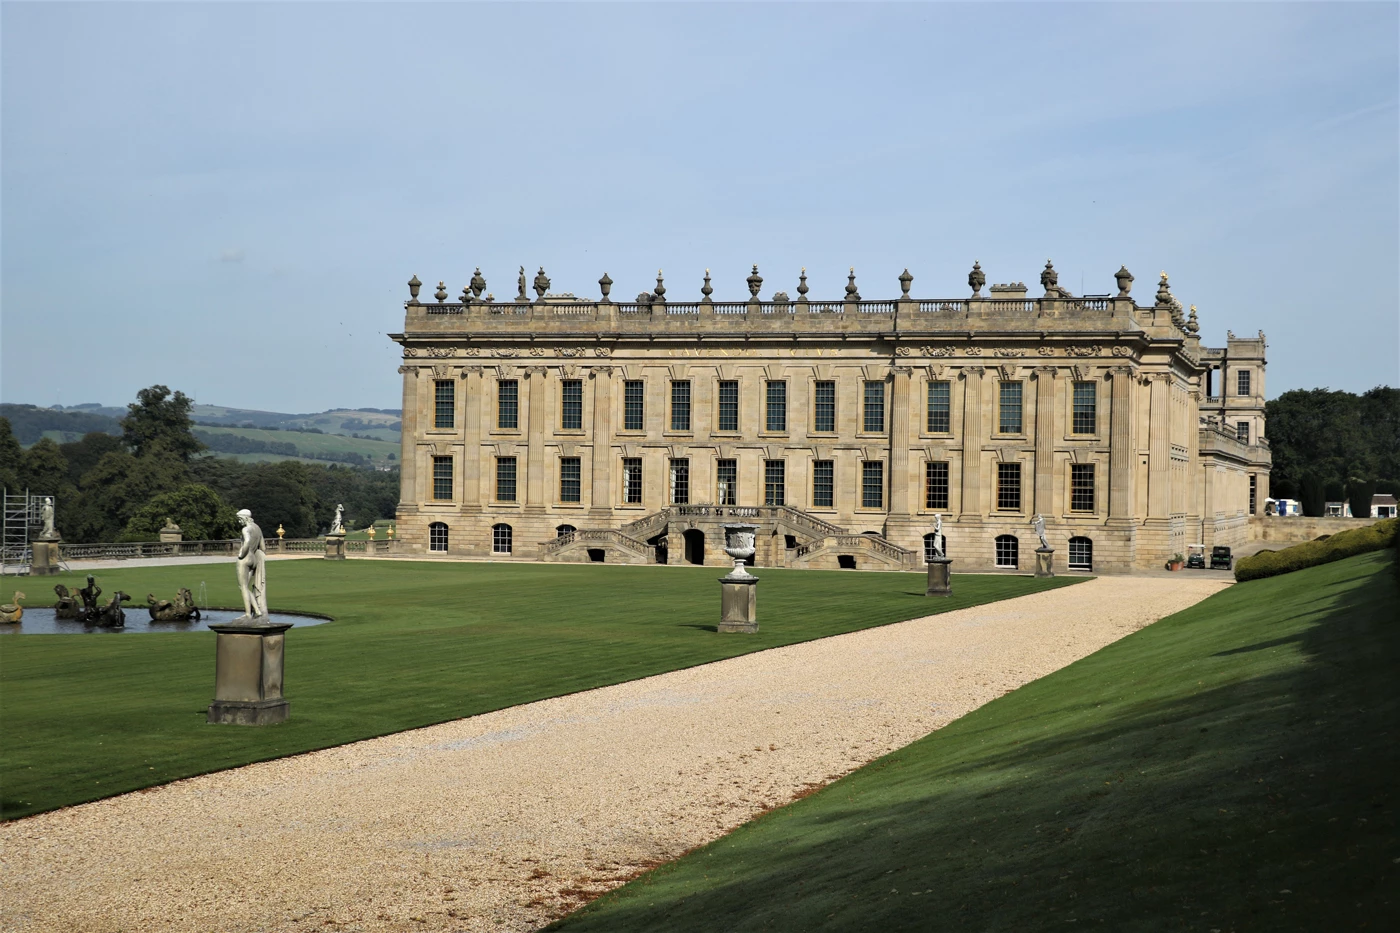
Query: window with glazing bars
[
  {"left": 926, "top": 461, "right": 949, "bottom": 510},
  {"left": 560, "top": 380, "right": 583, "bottom": 430},
  {"left": 428, "top": 522, "right": 448, "bottom": 552},
  {"left": 862, "top": 461, "right": 884, "bottom": 509},
  {"left": 765, "top": 381, "right": 787, "bottom": 432},
  {"left": 1237, "top": 370, "right": 1251, "bottom": 396},
  {"left": 812, "top": 460, "right": 834, "bottom": 508},
  {"left": 863, "top": 382, "right": 885, "bottom": 433},
  {"left": 764, "top": 460, "right": 785, "bottom": 506},
  {"left": 1249, "top": 474, "right": 1257, "bottom": 514},
  {"left": 927, "top": 381, "right": 950, "bottom": 433},
  {"left": 814, "top": 381, "right": 836, "bottom": 432},
  {"left": 670, "top": 381, "right": 691, "bottom": 432},
  {"left": 492, "top": 524, "right": 512, "bottom": 554},
  {"left": 559, "top": 457, "right": 581, "bottom": 503},
  {"left": 996, "top": 462, "right": 1021, "bottom": 510},
  {"left": 995, "top": 535, "right": 1019, "bottom": 568},
  {"left": 1236, "top": 421, "right": 1250, "bottom": 443},
  {"left": 1072, "top": 382, "right": 1096, "bottom": 435},
  {"left": 622, "top": 457, "right": 643, "bottom": 503},
  {"left": 670, "top": 459, "right": 689, "bottom": 504},
  {"left": 497, "top": 380, "right": 518, "bottom": 429},
  {"left": 623, "top": 381, "right": 645, "bottom": 431},
  {"left": 1068, "top": 537, "right": 1092, "bottom": 571},
  {"left": 1070, "top": 463, "right": 1095, "bottom": 512},
  {"left": 717, "top": 380, "right": 739, "bottom": 431},
  {"left": 495, "top": 457, "right": 517, "bottom": 502},
  {"left": 434, "top": 380, "right": 455, "bottom": 429},
  {"left": 432, "top": 456, "right": 453, "bottom": 500},
  {"left": 716, "top": 459, "right": 737, "bottom": 505},
  {"left": 998, "top": 382, "right": 1023, "bottom": 434}
]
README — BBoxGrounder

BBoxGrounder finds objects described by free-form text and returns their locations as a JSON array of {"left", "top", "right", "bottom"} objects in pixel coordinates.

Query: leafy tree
[
  {"left": 0, "top": 418, "right": 22, "bottom": 492},
  {"left": 120, "top": 484, "right": 239, "bottom": 542},
  {"left": 20, "top": 438, "right": 73, "bottom": 498},
  {"left": 59, "top": 432, "right": 127, "bottom": 486},
  {"left": 231, "top": 461, "right": 318, "bottom": 537},
  {"left": 1266, "top": 387, "right": 1398, "bottom": 490},
  {"left": 1300, "top": 473, "right": 1327, "bottom": 517},
  {"left": 1324, "top": 480, "right": 1346, "bottom": 502},
  {"left": 67, "top": 450, "right": 190, "bottom": 541},
  {"left": 121, "top": 385, "right": 204, "bottom": 461}
]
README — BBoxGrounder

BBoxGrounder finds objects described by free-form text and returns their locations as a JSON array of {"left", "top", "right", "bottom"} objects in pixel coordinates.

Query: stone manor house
[{"left": 389, "top": 261, "right": 1270, "bottom": 573}]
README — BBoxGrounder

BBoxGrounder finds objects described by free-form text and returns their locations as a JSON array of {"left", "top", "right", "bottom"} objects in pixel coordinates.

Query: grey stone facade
[{"left": 389, "top": 264, "right": 1271, "bottom": 573}]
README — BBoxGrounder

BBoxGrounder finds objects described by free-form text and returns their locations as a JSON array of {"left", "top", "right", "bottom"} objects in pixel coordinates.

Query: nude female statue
[{"left": 236, "top": 509, "right": 268, "bottom": 619}]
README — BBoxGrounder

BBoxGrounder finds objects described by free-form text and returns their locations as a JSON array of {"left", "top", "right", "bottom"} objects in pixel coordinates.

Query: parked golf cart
[
  {"left": 1210, "top": 546, "right": 1234, "bottom": 570},
  {"left": 1185, "top": 544, "right": 1206, "bottom": 570}
]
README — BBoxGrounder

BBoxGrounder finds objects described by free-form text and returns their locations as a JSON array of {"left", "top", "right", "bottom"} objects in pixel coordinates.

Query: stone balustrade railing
[
  {"left": 56, "top": 538, "right": 329, "bottom": 562},
  {"left": 539, "top": 528, "right": 653, "bottom": 560}
]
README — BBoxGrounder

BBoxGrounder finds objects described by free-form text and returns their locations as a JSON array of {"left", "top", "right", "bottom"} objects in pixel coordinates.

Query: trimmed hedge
[{"left": 1235, "top": 517, "right": 1399, "bottom": 582}]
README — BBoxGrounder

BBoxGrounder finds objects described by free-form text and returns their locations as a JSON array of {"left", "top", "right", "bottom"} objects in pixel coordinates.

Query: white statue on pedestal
[
  {"left": 931, "top": 513, "right": 945, "bottom": 559},
  {"left": 1031, "top": 513, "right": 1049, "bottom": 551},
  {"left": 236, "top": 509, "right": 268, "bottom": 619},
  {"left": 328, "top": 503, "right": 345, "bottom": 535},
  {"left": 40, "top": 497, "right": 56, "bottom": 539}
]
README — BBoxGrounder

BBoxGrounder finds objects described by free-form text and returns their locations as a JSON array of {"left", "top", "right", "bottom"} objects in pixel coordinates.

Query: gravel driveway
[{"left": 0, "top": 575, "right": 1227, "bottom": 932}]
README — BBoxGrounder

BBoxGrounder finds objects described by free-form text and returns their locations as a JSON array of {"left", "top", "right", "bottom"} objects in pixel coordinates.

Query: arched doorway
[{"left": 683, "top": 529, "right": 705, "bottom": 565}]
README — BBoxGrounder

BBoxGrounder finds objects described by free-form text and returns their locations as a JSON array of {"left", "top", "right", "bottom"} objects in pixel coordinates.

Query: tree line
[
  {"left": 1265, "top": 386, "right": 1398, "bottom": 517},
  {"left": 0, "top": 386, "right": 399, "bottom": 542}
]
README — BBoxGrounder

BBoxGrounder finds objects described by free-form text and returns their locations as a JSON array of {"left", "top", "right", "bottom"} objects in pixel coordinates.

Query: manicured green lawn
[
  {"left": 0, "top": 560, "right": 1079, "bottom": 820},
  {"left": 551, "top": 550, "right": 1399, "bottom": 932}
]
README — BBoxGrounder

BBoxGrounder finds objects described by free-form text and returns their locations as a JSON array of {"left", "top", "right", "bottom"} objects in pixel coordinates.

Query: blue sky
[{"left": 3, "top": 1, "right": 1397, "bottom": 413}]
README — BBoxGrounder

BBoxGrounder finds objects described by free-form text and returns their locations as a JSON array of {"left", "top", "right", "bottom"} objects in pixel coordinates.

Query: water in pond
[{"left": 0, "top": 608, "right": 327, "bottom": 635}]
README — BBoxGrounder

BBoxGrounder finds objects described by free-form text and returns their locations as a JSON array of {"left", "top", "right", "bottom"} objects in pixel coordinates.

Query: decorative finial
[
  {"left": 460, "top": 285, "right": 472, "bottom": 304},
  {"left": 407, "top": 274, "right": 422, "bottom": 303},
  {"left": 533, "top": 266, "right": 551, "bottom": 299},
  {"left": 1186, "top": 304, "right": 1200, "bottom": 335},
  {"left": 968, "top": 261, "right": 985, "bottom": 297},
  {"left": 654, "top": 269, "right": 666, "bottom": 301},
  {"left": 796, "top": 268, "right": 809, "bottom": 298},
  {"left": 747, "top": 264, "right": 763, "bottom": 298},
  {"left": 1114, "top": 265, "right": 1133, "bottom": 298},
  {"left": 598, "top": 272, "right": 613, "bottom": 301},
  {"left": 434, "top": 281, "right": 448, "bottom": 303},
  {"left": 701, "top": 269, "right": 713, "bottom": 302},
  {"left": 845, "top": 267, "right": 860, "bottom": 301},
  {"left": 899, "top": 268, "right": 913, "bottom": 298},
  {"left": 1154, "top": 271, "right": 1174, "bottom": 309}
]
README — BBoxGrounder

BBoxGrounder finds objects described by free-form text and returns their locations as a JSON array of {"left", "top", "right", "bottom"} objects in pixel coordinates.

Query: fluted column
[
  {"left": 888, "top": 366, "right": 913, "bottom": 517},
  {"left": 589, "top": 366, "right": 614, "bottom": 517},
  {"left": 398, "top": 364, "right": 418, "bottom": 509},
  {"left": 1034, "top": 367, "right": 1057, "bottom": 515},
  {"left": 461, "top": 366, "right": 483, "bottom": 509},
  {"left": 1147, "top": 374, "right": 1170, "bottom": 518},
  {"left": 959, "top": 366, "right": 985, "bottom": 520},
  {"left": 525, "top": 366, "right": 548, "bottom": 509},
  {"left": 1109, "top": 366, "right": 1135, "bottom": 520}
]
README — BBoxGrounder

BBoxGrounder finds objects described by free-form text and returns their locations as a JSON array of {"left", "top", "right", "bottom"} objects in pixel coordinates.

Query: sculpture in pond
[
  {"left": 0, "top": 591, "right": 24, "bottom": 624},
  {"left": 76, "top": 575, "right": 102, "bottom": 622},
  {"left": 95, "top": 591, "right": 131, "bottom": 628},
  {"left": 236, "top": 508, "right": 268, "bottom": 619},
  {"left": 147, "top": 587, "right": 200, "bottom": 622},
  {"left": 53, "top": 584, "right": 81, "bottom": 619}
]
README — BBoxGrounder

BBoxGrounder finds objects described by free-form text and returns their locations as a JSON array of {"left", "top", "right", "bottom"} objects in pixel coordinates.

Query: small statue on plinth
[
  {"left": 926, "top": 514, "right": 953, "bottom": 597},
  {"left": 1032, "top": 513, "right": 1049, "bottom": 551},
  {"left": 1030, "top": 513, "right": 1054, "bottom": 578},
  {"left": 236, "top": 509, "right": 268, "bottom": 620},
  {"left": 931, "top": 513, "right": 946, "bottom": 559},
  {"left": 39, "top": 497, "right": 56, "bottom": 539},
  {"left": 328, "top": 503, "right": 345, "bottom": 535}
]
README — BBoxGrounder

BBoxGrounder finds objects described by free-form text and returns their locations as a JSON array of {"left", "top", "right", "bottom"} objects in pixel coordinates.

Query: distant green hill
[{"left": 192, "top": 425, "right": 399, "bottom": 466}]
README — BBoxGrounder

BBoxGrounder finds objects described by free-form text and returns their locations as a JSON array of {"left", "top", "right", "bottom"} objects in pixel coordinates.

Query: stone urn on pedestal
[{"left": 718, "top": 523, "right": 759, "bottom": 633}]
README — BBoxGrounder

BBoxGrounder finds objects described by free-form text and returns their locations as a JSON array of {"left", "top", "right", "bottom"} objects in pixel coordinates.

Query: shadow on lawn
[{"left": 552, "top": 552, "right": 1398, "bottom": 933}]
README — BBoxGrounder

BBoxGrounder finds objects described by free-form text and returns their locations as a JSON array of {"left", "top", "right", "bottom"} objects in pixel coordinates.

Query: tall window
[
  {"left": 995, "top": 535, "right": 1019, "bottom": 569},
  {"left": 624, "top": 380, "right": 645, "bottom": 431},
  {"left": 1070, "top": 463, "right": 1095, "bottom": 512},
  {"left": 766, "top": 381, "right": 787, "bottom": 432},
  {"left": 434, "top": 380, "right": 455, "bottom": 429},
  {"left": 670, "top": 458, "right": 690, "bottom": 504},
  {"left": 1236, "top": 421, "right": 1250, "bottom": 443},
  {"left": 1072, "top": 382, "right": 1097, "bottom": 435},
  {"left": 1237, "top": 370, "right": 1251, "bottom": 396},
  {"left": 622, "top": 457, "right": 643, "bottom": 504},
  {"left": 492, "top": 523, "right": 513, "bottom": 554},
  {"left": 670, "top": 381, "right": 691, "bottom": 432},
  {"left": 997, "top": 462, "right": 1021, "bottom": 511},
  {"left": 926, "top": 461, "right": 949, "bottom": 510},
  {"left": 999, "top": 382, "right": 1023, "bottom": 434},
  {"left": 1068, "top": 536, "right": 1093, "bottom": 571},
  {"left": 560, "top": 457, "right": 581, "bottom": 503},
  {"left": 863, "top": 382, "right": 886, "bottom": 433},
  {"left": 814, "top": 381, "right": 836, "bottom": 432},
  {"left": 716, "top": 458, "right": 738, "bottom": 505},
  {"left": 1249, "top": 474, "right": 1257, "bottom": 514},
  {"left": 432, "top": 456, "right": 453, "bottom": 500},
  {"left": 717, "top": 380, "right": 739, "bottom": 432},
  {"left": 862, "top": 461, "right": 884, "bottom": 509},
  {"left": 764, "top": 460, "right": 786, "bottom": 506},
  {"left": 497, "top": 379, "right": 519, "bottom": 429},
  {"left": 927, "top": 381, "right": 951, "bottom": 433},
  {"left": 560, "top": 380, "right": 583, "bottom": 430},
  {"left": 429, "top": 521, "right": 449, "bottom": 553},
  {"left": 496, "top": 456, "right": 517, "bottom": 502},
  {"left": 812, "top": 460, "right": 834, "bottom": 508}
]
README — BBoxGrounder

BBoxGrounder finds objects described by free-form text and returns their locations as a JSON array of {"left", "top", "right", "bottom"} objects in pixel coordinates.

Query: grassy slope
[
  {"left": 0, "top": 562, "right": 1078, "bottom": 820},
  {"left": 552, "top": 550, "right": 1399, "bottom": 932},
  {"left": 193, "top": 424, "right": 399, "bottom": 458}
]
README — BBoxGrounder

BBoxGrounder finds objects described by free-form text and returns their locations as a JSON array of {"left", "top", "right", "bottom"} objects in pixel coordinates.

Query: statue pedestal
[
  {"left": 1035, "top": 547, "right": 1055, "bottom": 578},
  {"left": 207, "top": 619, "right": 292, "bottom": 725},
  {"left": 925, "top": 558, "right": 953, "bottom": 596},
  {"left": 718, "top": 573, "right": 758, "bottom": 633},
  {"left": 30, "top": 536, "right": 61, "bottom": 576},
  {"left": 324, "top": 533, "right": 346, "bottom": 560}
]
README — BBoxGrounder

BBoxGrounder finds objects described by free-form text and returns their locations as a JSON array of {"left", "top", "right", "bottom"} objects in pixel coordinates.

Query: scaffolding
[{"left": 1, "top": 488, "right": 37, "bottom": 575}]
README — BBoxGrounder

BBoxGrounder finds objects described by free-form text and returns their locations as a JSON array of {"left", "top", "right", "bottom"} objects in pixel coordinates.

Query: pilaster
[
  {"left": 589, "top": 366, "right": 614, "bottom": 518},
  {"left": 888, "top": 366, "right": 912, "bottom": 517},
  {"left": 959, "top": 366, "right": 985, "bottom": 521},
  {"left": 1033, "top": 366, "right": 1057, "bottom": 515},
  {"left": 397, "top": 364, "right": 418, "bottom": 511}
]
